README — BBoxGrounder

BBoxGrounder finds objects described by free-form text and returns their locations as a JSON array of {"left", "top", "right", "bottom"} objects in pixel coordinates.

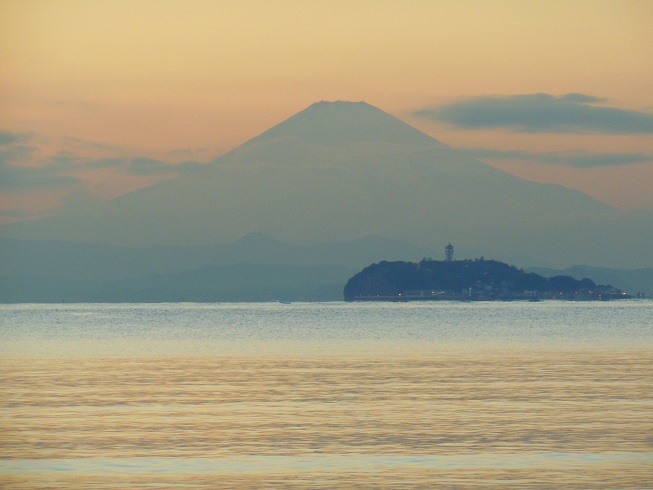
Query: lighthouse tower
[{"left": 445, "top": 243, "right": 454, "bottom": 262}]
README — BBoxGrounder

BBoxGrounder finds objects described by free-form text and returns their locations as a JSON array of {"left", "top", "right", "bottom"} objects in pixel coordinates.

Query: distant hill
[
  {"left": 527, "top": 265, "right": 653, "bottom": 296},
  {"left": 344, "top": 259, "right": 628, "bottom": 301},
  {"left": 1, "top": 100, "right": 650, "bottom": 269}
]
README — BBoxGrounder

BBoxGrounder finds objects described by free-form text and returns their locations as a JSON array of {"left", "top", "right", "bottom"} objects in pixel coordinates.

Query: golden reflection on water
[{"left": 1, "top": 350, "right": 652, "bottom": 488}]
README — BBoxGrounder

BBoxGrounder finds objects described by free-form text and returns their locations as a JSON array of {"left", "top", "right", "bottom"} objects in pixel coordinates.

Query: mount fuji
[{"left": 1, "top": 100, "right": 651, "bottom": 269}]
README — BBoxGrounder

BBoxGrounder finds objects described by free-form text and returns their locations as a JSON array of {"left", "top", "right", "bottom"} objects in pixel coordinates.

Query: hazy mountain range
[
  {"left": 0, "top": 234, "right": 436, "bottom": 302},
  {"left": 2, "top": 233, "right": 650, "bottom": 302},
  {"left": 1, "top": 100, "right": 651, "bottom": 301}
]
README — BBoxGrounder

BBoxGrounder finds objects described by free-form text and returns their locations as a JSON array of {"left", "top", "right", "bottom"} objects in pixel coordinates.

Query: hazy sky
[{"left": 1, "top": 0, "right": 652, "bottom": 222}]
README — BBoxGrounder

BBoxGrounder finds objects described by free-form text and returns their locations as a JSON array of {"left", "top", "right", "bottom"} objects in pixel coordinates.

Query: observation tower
[{"left": 445, "top": 243, "right": 454, "bottom": 262}]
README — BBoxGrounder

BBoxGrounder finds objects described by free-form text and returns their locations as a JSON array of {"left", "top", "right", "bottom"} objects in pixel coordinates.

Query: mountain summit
[
  {"left": 239, "top": 100, "right": 443, "bottom": 148},
  {"left": 1, "top": 101, "right": 651, "bottom": 268}
]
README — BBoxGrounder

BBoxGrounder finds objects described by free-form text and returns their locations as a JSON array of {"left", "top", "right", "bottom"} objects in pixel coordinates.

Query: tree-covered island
[{"left": 344, "top": 258, "right": 630, "bottom": 302}]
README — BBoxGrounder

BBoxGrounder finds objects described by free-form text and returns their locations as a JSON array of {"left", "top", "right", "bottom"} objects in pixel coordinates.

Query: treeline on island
[{"left": 344, "top": 258, "right": 630, "bottom": 301}]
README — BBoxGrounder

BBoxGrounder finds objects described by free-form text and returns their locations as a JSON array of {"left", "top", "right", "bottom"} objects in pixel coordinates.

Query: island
[{"left": 344, "top": 257, "right": 630, "bottom": 302}]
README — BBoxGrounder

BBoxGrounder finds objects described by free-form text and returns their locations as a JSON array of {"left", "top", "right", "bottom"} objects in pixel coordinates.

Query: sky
[{"left": 1, "top": 0, "right": 652, "bottom": 223}]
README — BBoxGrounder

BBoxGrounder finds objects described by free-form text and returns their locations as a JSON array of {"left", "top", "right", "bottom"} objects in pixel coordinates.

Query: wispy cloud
[
  {"left": 456, "top": 148, "right": 652, "bottom": 168},
  {"left": 0, "top": 131, "right": 37, "bottom": 165},
  {"left": 413, "top": 93, "right": 653, "bottom": 133},
  {"left": 0, "top": 162, "right": 83, "bottom": 189},
  {"left": 0, "top": 208, "right": 40, "bottom": 218},
  {"left": 83, "top": 156, "right": 207, "bottom": 176},
  {"left": 0, "top": 130, "right": 33, "bottom": 145},
  {"left": 0, "top": 129, "right": 209, "bottom": 194},
  {"left": 0, "top": 145, "right": 34, "bottom": 165},
  {"left": 0, "top": 131, "right": 70, "bottom": 189}
]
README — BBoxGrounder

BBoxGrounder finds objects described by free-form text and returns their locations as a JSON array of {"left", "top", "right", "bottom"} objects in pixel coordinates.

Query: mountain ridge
[
  {"left": 1, "top": 100, "right": 650, "bottom": 268},
  {"left": 2, "top": 233, "right": 651, "bottom": 302}
]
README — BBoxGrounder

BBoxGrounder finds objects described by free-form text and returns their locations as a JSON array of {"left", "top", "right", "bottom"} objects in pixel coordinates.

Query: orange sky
[{"left": 1, "top": 0, "right": 652, "bottom": 219}]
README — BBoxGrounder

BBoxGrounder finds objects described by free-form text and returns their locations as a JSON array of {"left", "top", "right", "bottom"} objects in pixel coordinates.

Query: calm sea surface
[{"left": 1, "top": 301, "right": 652, "bottom": 488}]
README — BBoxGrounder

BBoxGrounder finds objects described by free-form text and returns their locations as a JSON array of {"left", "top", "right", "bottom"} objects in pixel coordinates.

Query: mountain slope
[{"left": 1, "top": 101, "right": 650, "bottom": 268}]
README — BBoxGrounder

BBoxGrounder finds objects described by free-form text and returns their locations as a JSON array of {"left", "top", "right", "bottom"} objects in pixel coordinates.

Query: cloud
[
  {"left": 0, "top": 149, "right": 208, "bottom": 193},
  {"left": 0, "top": 162, "right": 83, "bottom": 189},
  {"left": 457, "top": 148, "right": 653, "bottom": 168},
  {"left": 80, "top": 156, "right": 207, "bottom": 175},
  {"left": 0, "top": 131, "right": 79, "bottom": 190},
  {"left": 128, "top": 157, "right": 178, "bottom": 175},
  {"left": 46, "top": 152, "right": 208, "bottom": 176},
  {"left": 559, "top": 93, "right": 605, "bottom": 104},
  {"left": 0, "top": 131, "right": 38, "bottom": 166},
  {"left": 0, "top": 130, "right": 33, "bottom": 146},
  {"left": 173, "top": 161, "right": 210, "bottom": 175},
  {"left": 58, "top": 188, "right": 107, "bottom": 212},
  {"left": 0, "top": 209, "right": 39, "bottom": 218},
  {"left": 0, "top": 145, "right": 35, "bottom": 165},
  {"left": 413, "top": 93, "right": 653, "bottom": 133},
  {"left": 552, "top": 152, "right": 652, "bottom": 168},
  {"left": 0, "top": 130, "right": 212, "bottom": 224}
]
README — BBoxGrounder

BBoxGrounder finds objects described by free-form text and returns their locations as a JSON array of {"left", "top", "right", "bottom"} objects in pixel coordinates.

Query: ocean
[{"left": 1, "top": 301, "right": 652, "bottom": 488}]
